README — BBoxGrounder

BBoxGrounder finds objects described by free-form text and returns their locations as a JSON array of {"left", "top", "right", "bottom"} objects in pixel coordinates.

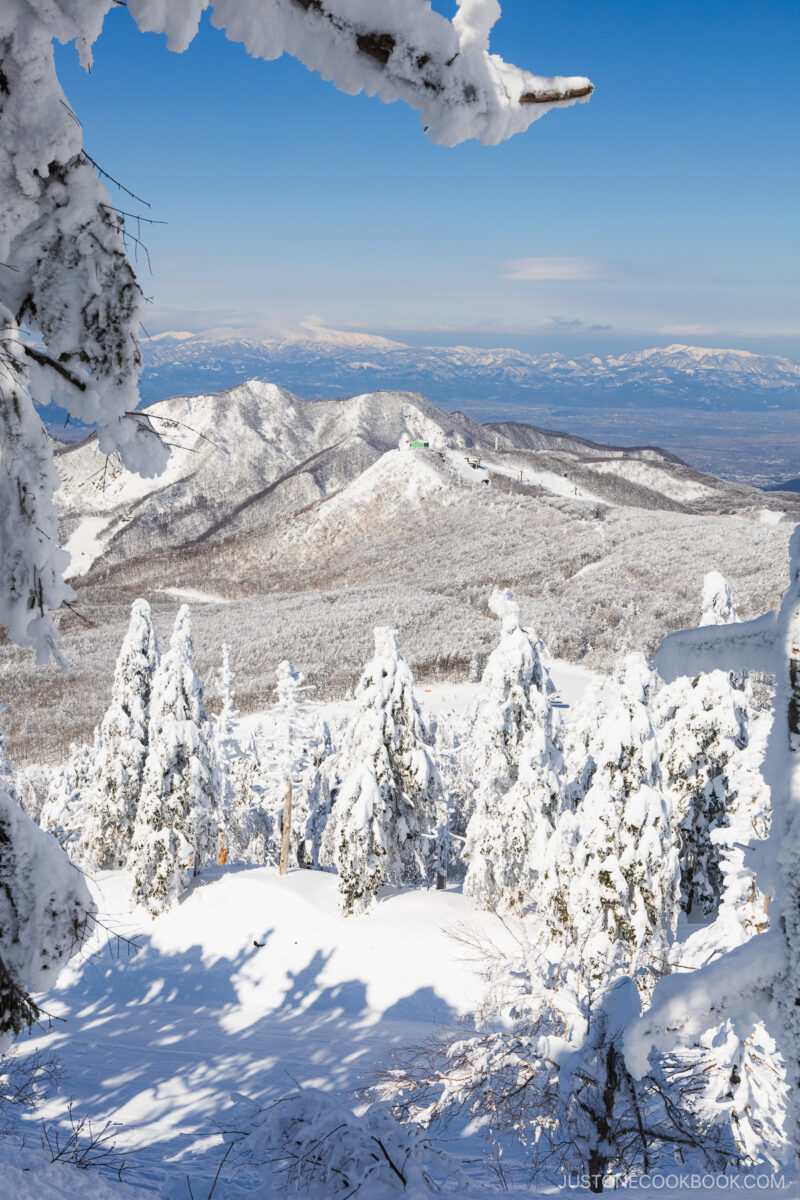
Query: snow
[
  {"left": 62, "top": 516, "right": 113, "bottom": 580},
  {"left": 760, "top": 508, "right": 785, "bottom": 525},
  {"left": 489, "top": 459, "right": 603, "bottom": 502},
  {"left": 590, "top": 458, "right": 715, "bottom": 503},
  {"left": 23, "top": 867, "right": 508, "bottom": 1192},
  {"left": 127, "top": 0, "right": 592, "bottom": 148},
  {"left": 161, "top": 586, "right": 231, "bottom": 605}
]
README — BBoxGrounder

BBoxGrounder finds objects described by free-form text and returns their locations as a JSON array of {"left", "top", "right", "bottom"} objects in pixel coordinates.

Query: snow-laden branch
[
  {"left": 623, "top": 930, "right": 786, "bottom": 1080},
  {"left": 128, "top": 0, "right": 593, "bottom": 147},
  {"left": 654, "top": 611, "right": 780, "bottom": 683}
]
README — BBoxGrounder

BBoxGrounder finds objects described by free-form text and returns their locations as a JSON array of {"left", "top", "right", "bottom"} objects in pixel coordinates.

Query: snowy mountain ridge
[
  {"left": 139, "top": 332, "right": 800, "bottom": 413},
  {"left": 56, "top": 379, "right": 782, "bottom": 579}
]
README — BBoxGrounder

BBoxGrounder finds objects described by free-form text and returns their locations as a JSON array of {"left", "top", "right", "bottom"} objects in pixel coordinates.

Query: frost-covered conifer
[
  {"left": 129, "top": 606, "right": 219, "bottom": 915},
  {"left": 463, "top": 589, "right": 561, "bottom": 909},
  {"left": 625, "top": 532, "right": 800, "bottom": 1160},
  {"left": 84, "top": 599, "right": 159, "bottom": 869},
  {"left": 652, "top": 667, "right": 780, "bottom": 1162},
  {"left": 543, "top": 653, "right": 679, "bottom": 993},
  {"left": 653, "top": 670, "right": 749, "bottom": 920},
  {"left": 212, "top": 644, "right": 240, "bottom": 810},
  {"left": 267, "top": 661, "right": 333, "bottom": 869},
  {"left": 39, "top": 738, "right": 97, "bottom": 861},
  {"left": 0, "top": 708, "right": 94, "bottom": 1044},
  {"left": 327, "top": 628, "right": 442, "bottom": 915},
  {"left": 468, "top": 588, "right": 554, "bottom": 794},
  {"left": 464, "top": 687, "right": 562, "bottom": 910},
  {"left": 700, "top": 570, "right": 739, "bottom": 627}
]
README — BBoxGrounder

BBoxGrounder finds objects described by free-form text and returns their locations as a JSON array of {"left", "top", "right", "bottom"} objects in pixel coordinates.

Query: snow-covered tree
[
  {"left": 129, "top": 606, "right": 219, "bottom": 915},
  {"left": 262, "top": 661, "right": 332, "bottom": 870},
  {"left": 626, "top": 526, "right": 800, "bottom": 1155},
  {"left": 463, "top": 594, "right": 563, "bottom": 909},
  {"left": 636, "top": 591, "right": 783, "bottom": 1164},
  {"left": 381, "top": 944, "right": 728, "bottom": 1191},
  {"left": 212, "top": 643, "right": 245, "bottom": 822},
  {"left": 462, "top": 588, "right": 557, "bottom": 906},
  {"left": 700, "top": 570, "right": 739, "bottom": 627},
  {"left": 83, "top": 599, "right": 159, "bottom": 870},
  {"left": 542, "top": 653, "right": 680, "bottom": 995},
  {"left": 0, "top": 710, "right": 94, "bottom": 1044},
  {"left": 0, "top": 2, "right": 590, "bottom": 663},
  {"left": 326, "top": 628, "right": 442, "bottom": 916},
  {"left": 653, "top": 670, "right": 749, "bottom": 920}
]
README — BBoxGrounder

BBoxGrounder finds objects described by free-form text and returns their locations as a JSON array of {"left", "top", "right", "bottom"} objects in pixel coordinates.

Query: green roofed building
[{"left": 409, "top": 440, "right": 429, "bottom": 449}]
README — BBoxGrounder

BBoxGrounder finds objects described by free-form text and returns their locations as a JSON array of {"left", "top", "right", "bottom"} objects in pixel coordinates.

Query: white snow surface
[
  {"left": 24, "top": 867, "right": 511, "bottom": 1193},
  {"left": 590, "top": 457, "right": 715, "bottom": 503},
  {"left": 61, "top": 516, "right": 114, "bottom": 580}
]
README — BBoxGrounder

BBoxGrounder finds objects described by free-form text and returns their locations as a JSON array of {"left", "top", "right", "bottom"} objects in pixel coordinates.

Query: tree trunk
[{"left": 279, "top": 779, "right": 292, "bottom": 876}]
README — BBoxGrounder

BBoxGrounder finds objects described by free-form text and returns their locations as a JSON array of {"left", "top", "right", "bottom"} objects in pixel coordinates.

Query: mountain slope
[
  {"left": 56, "top": 381, "right": 788, "bottom": 579},
  {"left": 1, "top": 380, "right": 787, "bottom": 762}
]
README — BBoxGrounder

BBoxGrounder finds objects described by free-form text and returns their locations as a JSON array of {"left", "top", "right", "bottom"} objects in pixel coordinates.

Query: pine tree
[
  {"left": 543, "top": 653, "right": 680, "bottom": 994},
  {"left": 328, "top": 628, "right": 442, "bottom": 916},
  {"left": 129, "top": 606, "right": 219, "bottom": 915},
  {"left": 84, "top": 599, "right": 159, "bottom": 869},
  {"left": 463, "top": 588, "right": 560, "bottom": 909},
  {"left": 653, "top": 669, "right": 750, "bottom": 920},
  {"left": 212, "top": 644, "right": 240, "bottom": 809}
]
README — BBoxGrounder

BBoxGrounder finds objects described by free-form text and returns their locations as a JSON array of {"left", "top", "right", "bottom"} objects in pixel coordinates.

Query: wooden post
[{"left": 279, "top": 778, "right": 292, "bottom": 877}]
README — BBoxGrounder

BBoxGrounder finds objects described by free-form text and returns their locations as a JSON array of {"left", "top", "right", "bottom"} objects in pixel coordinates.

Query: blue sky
[{"left": 55, "top": 1, "right": 800, "bottom": 355}]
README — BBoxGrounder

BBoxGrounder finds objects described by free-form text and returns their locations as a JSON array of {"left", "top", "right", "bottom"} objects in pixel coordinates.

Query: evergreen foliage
[
  {"left": 463, "top": 588, "right": 560, "bottom": 908},
  {"left": 329, "top": 628, "right": 442, "bottom": 915},
  {"left": 84, "top": 599, "right": 159, "bottom": 869},
  {"left": 543, "top": 653, "right": 679, "bottom": 995},
  {"left": 129, "top": 606, "right": 219, "bottom": 915}
]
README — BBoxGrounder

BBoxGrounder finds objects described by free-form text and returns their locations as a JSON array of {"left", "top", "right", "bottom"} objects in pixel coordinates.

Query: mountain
[
  {"left": 2, "top": 379, "right": 792, "bottom": 761},
  {"left": 764, "top": 477, "right": 800, "bottom": 493},
  {"left": 138, "top": 331, "right": 800, "bottom": 413},
  {"left": 55, "top": 380, "right": 786, "bottom": 577}
]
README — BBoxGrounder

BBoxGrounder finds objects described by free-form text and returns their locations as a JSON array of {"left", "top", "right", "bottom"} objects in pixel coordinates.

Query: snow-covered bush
[
  {"left": 129, "top": 606, "right": 219, "bottom": 914},
  {"left": 223, "top": 1086, "right": 474, "bottom": 1197},
  {"left": 325, "top": 628, "right": 443, "bottom": 915},
  {"left": 84, "top": 600, "right": 159, "bottom": 870}
]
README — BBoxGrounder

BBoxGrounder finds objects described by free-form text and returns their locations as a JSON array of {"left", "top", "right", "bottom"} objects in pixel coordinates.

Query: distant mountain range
[{"left": 138, "top": 329, "right": 800, "bottom": 414}]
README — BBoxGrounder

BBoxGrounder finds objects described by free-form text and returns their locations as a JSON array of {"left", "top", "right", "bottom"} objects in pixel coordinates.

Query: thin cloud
[{"left": 502, "top": 257, "right": 607, "bottom": 282}]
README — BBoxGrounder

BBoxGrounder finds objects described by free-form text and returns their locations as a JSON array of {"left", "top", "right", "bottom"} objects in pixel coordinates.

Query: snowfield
[
  {"left": 25, "top": 868, "right": 510, "bottom": 1196},
  {"left": 12, "top": 864, "right": 793, "bottom": 1198}
]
